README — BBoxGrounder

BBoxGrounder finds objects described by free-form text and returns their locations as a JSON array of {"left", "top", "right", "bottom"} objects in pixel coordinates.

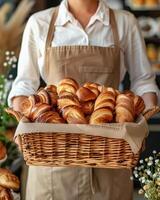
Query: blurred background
[{"left": 0, "top": 0, "right": 159, "bottom": 200}]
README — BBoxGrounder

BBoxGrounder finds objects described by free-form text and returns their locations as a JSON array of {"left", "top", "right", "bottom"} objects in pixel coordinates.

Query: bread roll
[
  {"left": 5, "top": 108, "right": 23, "bottom": 122},
  {"left": 57, "top": 95, "right": 81, "bottom": 110},
  {"left": 81, "top": 101, "right": 94, "bottom": 115},
  {"left": 57, "top": 83, "right": 77, "bottom": 96},
  {"left": 59, "top": 78, "right": 79, "bottom": 90},
  {"left": 37, "top": 90, "right": 50, "bottom": 104},
  {"left": 0, "top": 142, "right": 7, "bottom": 160},
  {"left": 134, "top": 95, "right": 145, "bottom": 116},
  {"left": 0, "top": 185, "right": 13, "bottom": 200},
  {"left": 115, "top": 94, "right": 135, "bottom": 123},
  {"left": 44, "top": 85, "right": 57, "bottom": 94},
  {"left": 29, "top": 103, "right": 52, "bottom": 121},
  {"left": 61, "top": 106, "right": 87, "bottom": 124},
  {"left": 0, "top": 168, "right": 20, "bottom": 191},
  {"left": 90, "top": 108, "right": 113, "bottom": 125},
  {"left": 36, "top": 111, "right": 65, "bottom": 123},
  {"left": 76, "top": 87, "right": 97, "bottom": 102},
  {"left": 94, "top": 91, "right": 115, "bottom": 111}
]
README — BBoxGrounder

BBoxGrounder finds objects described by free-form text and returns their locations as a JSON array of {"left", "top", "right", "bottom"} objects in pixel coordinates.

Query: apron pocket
[{"left": 82, "top": 66, "right": 114, "bottom": 85}]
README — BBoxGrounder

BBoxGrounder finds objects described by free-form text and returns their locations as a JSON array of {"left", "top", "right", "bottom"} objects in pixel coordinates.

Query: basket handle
[{"left": 143, "top": 106, "right": 160, "bottom": 121}]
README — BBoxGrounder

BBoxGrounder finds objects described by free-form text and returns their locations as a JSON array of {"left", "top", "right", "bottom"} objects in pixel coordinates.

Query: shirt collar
[{"left": 55, "top": 0, "right": 110, "bottom": 27}]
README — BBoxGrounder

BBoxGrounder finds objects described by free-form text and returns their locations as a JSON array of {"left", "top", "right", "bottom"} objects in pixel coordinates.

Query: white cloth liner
[{"left": 15, "top": 116, "right": 149, "bottom": 154}]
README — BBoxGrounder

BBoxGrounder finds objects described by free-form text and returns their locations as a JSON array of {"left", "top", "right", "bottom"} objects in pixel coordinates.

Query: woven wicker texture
[{"left": 20, "top": 132, "right": 140, "bottom": 168}]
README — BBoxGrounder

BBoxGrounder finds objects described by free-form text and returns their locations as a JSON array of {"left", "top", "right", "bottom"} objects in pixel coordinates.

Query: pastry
[
  {"left": 29, "top": 103, "right": 52, "bottom": 121},
  {"left": 115, "top": 94, "right": 135, "bottom": 123},
  {"left": 0, "top": 142, "right": 7, "bottom": 161},
  {"left": 59, "top": 78, "right": 79, "bottom": 90},
  {"left": 57, "top": 95, "right": 81, "bottom": 110},
  {"left": 90, "top": 108, "right": 113, "bottom": 124},
  {"left": 36, "top": 111, "right": 65, "bottom": 123},
  {"left": 134, "top": 95, "right": 145, "bottom": 116},
  {"left": 81, "top": 101, "right": 94, "bottom": 115},
  {"left": 57, "top": 83, "right": 77, "bottom": 96},
  {"left": 76, "top": 87, "right": 97, "bottom": 102},
  {"left": 5, "top": 108, "right": 23, "bottom": 122},
  {"left": 37, "top": 90, "right": 51, "bottom": 104},
  {"left": 94, "top": 91, "right": 116, "bottom": 111},
  {"left": 62, "top": 105, "right": 87, "bottom": 124},
  {"left": 44, "top": 85, "right": 57, "bottom": 93},
  {"left": 0, "top": 168, "right": 20, "bottom": 191},
  {"left": 0, "top": 185, "right": 13, "bottom": 200}
]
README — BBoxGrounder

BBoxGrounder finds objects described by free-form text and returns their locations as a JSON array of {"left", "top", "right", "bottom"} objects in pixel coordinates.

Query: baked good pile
[
  {"left": 6, "top": 78, "right": 146, "bottom": 124},
  {"left": 0, "top": 168, "right": 20, "bottom": 200}
]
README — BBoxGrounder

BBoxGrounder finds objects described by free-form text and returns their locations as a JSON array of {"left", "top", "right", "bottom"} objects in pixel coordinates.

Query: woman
[{"left": 8, "top": 0, "right": 158, "bottom": 199}]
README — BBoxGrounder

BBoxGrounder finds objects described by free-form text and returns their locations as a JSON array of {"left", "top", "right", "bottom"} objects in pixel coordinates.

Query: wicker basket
[{"left": 15, "top": 106, "right": 160, "bottom": 169}]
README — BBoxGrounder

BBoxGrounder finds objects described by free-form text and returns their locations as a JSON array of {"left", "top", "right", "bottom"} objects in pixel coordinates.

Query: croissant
[
  {"left": 61, "top": 105, "right": 87, "bottom": 124},
  {"left": 59, "top": 78, "right": 79, "bottom": 90},
  {"left": 57, "top": 95, "right": 81, "bottom": 110},
  {"left": 76, "top": 87, "right": 97, "bottom": 102},
  {"left": 37, "top": 89, "right": 51, "bottom": 104},
  {"left": 83, "top": 82, "right": 100, "bottom": 97},
  {"left": 44, "top": 85, "right": 57, "bottom": 94},
  {"left": 5, "top": 108, "right": 23, "bottom": 122},
  {"left": 36, "top": 111, "right": 65, "bottom": 123},
  {"left": 123, "top": 90, "right": 135, "bottom": 99},
  {"left": 81, "top": 101, "right": 94, "bottom": 115},
  {"left": 115, "top": 94, "right": 135, "bottom": 123},
  {"left": 29, "top": 103, "right": 52, "bottom": 121},
  {"left": 90, "top": 108, "right": 113, "bottom": 124},
  {"left": 98, "top": 86, "right": 117, "bottom": 96},
  {"left": 94, "top": 91, "right": 115, "bottom": 111},
  {"left": 57, "top": 83, "right": 77, "bottom": 96},
  {"left": 134, "top": 95, "right": 145, "bottom": 116}
]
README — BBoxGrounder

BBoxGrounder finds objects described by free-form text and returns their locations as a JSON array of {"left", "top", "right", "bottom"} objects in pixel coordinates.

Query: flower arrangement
[
  {"left": 133, "top": 151, "right": 160, "bottom": 200},
  {"left": 0, "top": 51, "right": 17, "bottom": 133}
]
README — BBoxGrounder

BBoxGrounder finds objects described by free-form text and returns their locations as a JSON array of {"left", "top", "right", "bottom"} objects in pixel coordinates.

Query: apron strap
[
  {"left": 45, "top": 6, "right": 59, "bottom": 51},
  {"left": 45, "top": 7, "right": 120, "bottom": 50},
  {"left": 109, "top": 8, "right": 120, "bottom": 48}
]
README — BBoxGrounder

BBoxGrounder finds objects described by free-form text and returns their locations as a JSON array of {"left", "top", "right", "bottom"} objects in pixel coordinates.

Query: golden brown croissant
[
  {"left": 90, "top": 108, "right": 113, "bottom": 125},
  {"left": 81, "top": 101, "right": 94, "bottom": 115},
  {"left": 5, "top": 108, "right": 23, "bottom": 122},
  {"left": 0, "top": 168, "right": 20, "bottom": 191},
  {"left": 59, "top": 78, "right": 79, "bottom": 90},
  {"left": 76, "top": 87, "right": 97, "bottom": 102},
  {"left": 29, "top": 103, "right": 52, "bottom": 121},
  {"left": 61, "top": 105, "right": 87, "bottom": 124},
  {"left": 94, "top": 91, "right": 115, "bottom": 111},
  {"left": 115, "top": 94, "right": 135, "bottom": 123},
  {"left": 83, "top": 82, "right": 100, "bottom": 89},
  {"left": 0, "top": 186, "right": 13, "bottom": 200},
  {"left": 0, "top": 142, "right": 7, "bottom": 160},
  {"left": 134, "top": 95, "right": 145, "bottom": 116},
  {"left": 57, "top": 83, "right": 77, "bottom": 96},
  {"left": 37, "top": 89, "right": 51, "bottom": 104},
  {"left": 123, "top": 90, "right": 135, "bottom": 99},
  {"left": 83, "top": 82, "right": 100, "bottom": 97},
  {"left": 57, "top": 95, "right": 81, "bottom": 110},
  {"left": 36, "top": 111, "right": 65, "bottom": 123},
  {"left": 44, "top": 85, "right": 57, "bottom": 94}
]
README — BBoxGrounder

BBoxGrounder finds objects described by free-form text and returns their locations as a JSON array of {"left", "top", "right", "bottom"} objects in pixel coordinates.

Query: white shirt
[{"left": 8, "top": 0, "right": 159, "bottom": 106}]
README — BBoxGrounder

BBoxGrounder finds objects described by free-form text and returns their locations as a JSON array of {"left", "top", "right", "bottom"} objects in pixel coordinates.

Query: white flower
[
  {"left": 138, "top": 189, "right": 144, "bottom": 195},
  {"left": 12, "top": 64, "right": 16, "bottom": 68},
  {"left": 135, "top": 174, "right": 139, "bottom": 178},
  {"left": 149, "top": 156, "right": 153, "bottom": 161},
  {"left": 145, "top": 158, "right": 149, "bottom": 162},
  {"left": 9, "top": 74, "right": 13, "bottom": 79},
  {"left": 155, "top": 159, "right": 159, "bottom": 164},
  {"left": 153, "top": 173, "right": 157, "bottom": 178},
  {"left": 153, "top": 150, "right": 157, "bottom": 154},
  {"left": 3, "top": 62, "right": 7, "bottom": 67},
  {"left": 140, "top": 159, "right": 143, "bottom": 164},
  {"left": 11, "top": 51, "right": 15, "bottom": 55},
  {"left": 147, "top": 161, "right": 153, "bottom": 166},
  {"left": 130, "top": 176, "right": 134, "bottom": 180},
  {"left": 12, "top": 56, "right": 17, "bottom": 62},
  {"left": 5, "top": 51, "right": 10, "bottom": 55},
  {"left": 146, "top": 170, "right": 152, "bottom": 176}
]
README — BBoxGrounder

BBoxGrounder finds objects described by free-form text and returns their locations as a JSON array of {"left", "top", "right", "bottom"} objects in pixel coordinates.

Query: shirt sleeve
[
  {"left": 8, "top": 15, "right": 40, "bottom": 107},
  {"left": 124, "top": 14, "right": 159, "bottom": 100}
]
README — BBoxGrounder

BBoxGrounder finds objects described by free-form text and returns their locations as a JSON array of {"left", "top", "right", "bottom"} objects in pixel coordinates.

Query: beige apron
[{"left": 26, "top": 7, "right": 133, "bottom": 200}]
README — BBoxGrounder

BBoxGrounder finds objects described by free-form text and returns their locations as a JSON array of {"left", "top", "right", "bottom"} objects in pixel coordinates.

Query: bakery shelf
[{"left": 125, "top": 0, "right": 160, "bottom": 11}]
